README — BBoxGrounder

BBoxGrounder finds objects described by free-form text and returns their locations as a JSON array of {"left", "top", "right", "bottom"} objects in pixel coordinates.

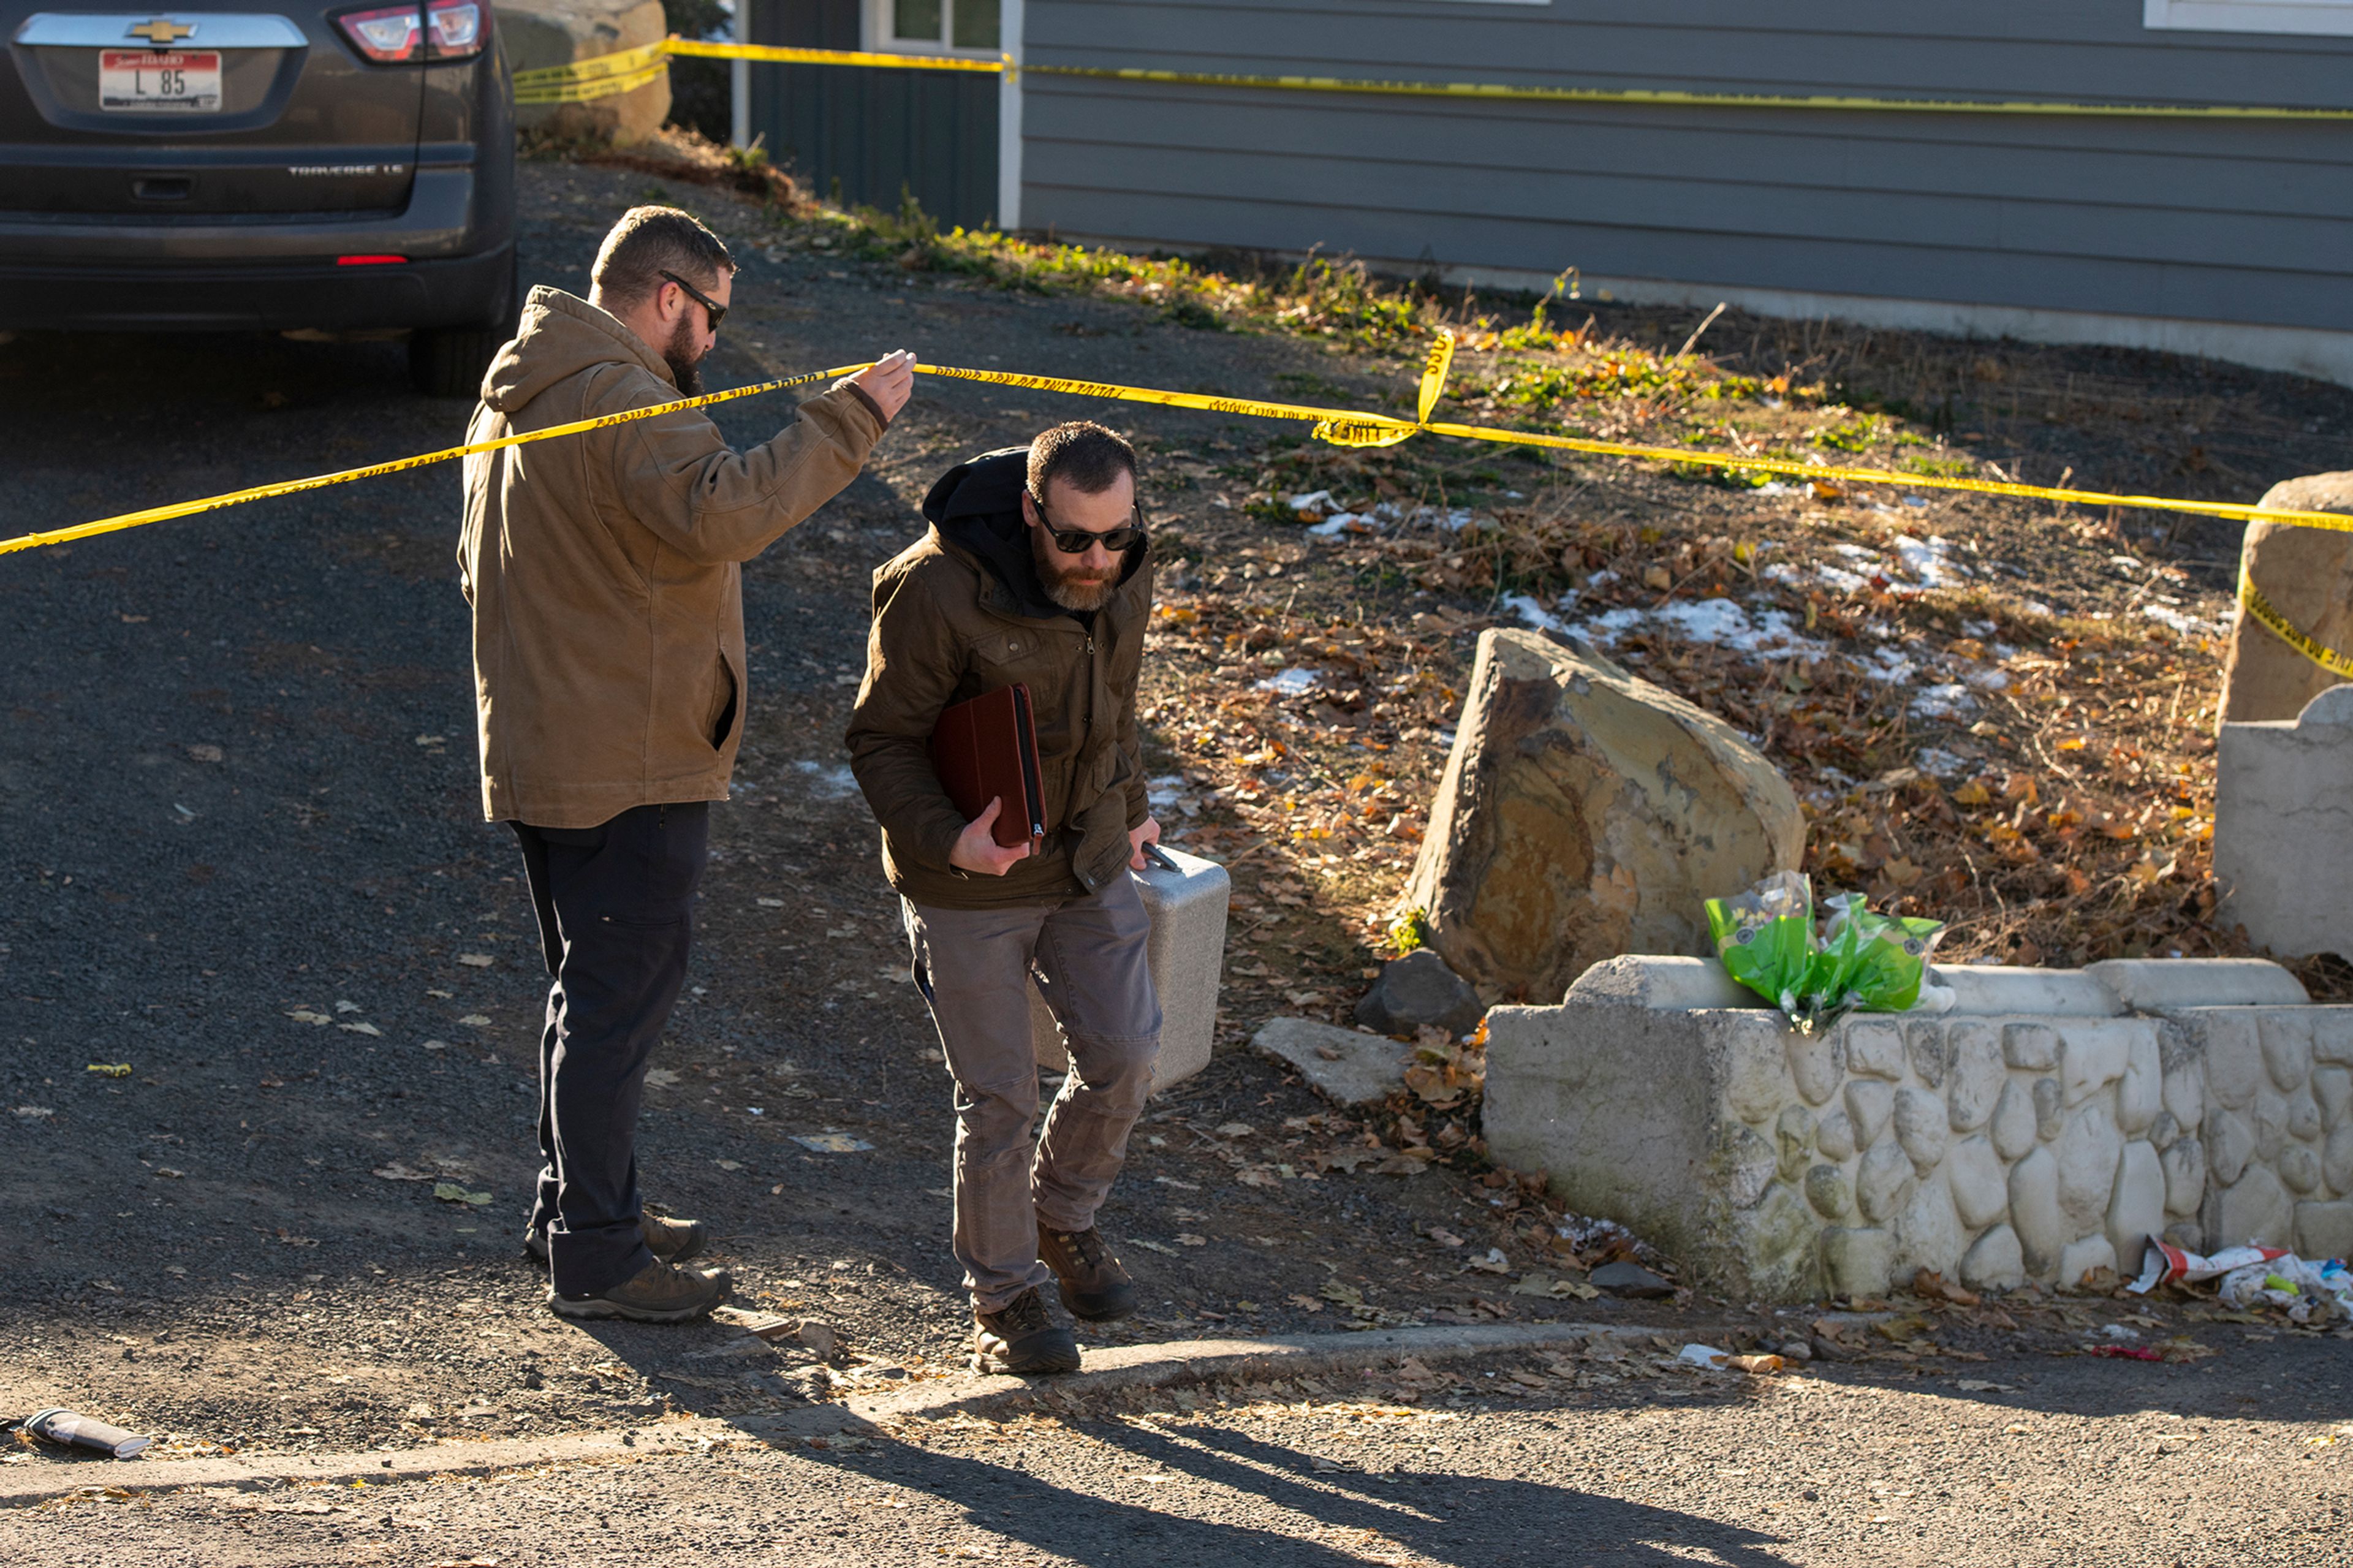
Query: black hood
[{"left": 922, "top": 446, "right": 1145, "bottom": 623}]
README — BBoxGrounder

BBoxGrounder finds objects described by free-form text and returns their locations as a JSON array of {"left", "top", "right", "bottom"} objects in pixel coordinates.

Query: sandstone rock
[
  {"left": 1893, "top": 1087, "right": 1947, "bottom": 1174},
  {"left": 2261, "top": 1012, "right": 2314, "bottom": 1092},
  {"left": 1805, "top": 1163, "right": 1855, "bottom": 1221},
  {"left": 2327, "top": 1125, "right": 2353, "bottom": 1195},
  {"left": 2033, "top": 1077, "right": 2064, "bottom": 1143},
  {"left": 2056, "top": 1235, "right": 2117, "bottom": 1289},
  {"left": 1251, "top": 1017, "right": 1409, "bottom": 1107},
  {"left": 1786, "top": 1031, "right": 1845, "bottom": 1107},
  {"left": 1946, "top": 1022, "right": 2003, "bottom": 1132},
  {"left": 2316, "top": 1065, "right": 2352, "bottom": 1130},
  {"left": 2207, "top": 1108, "right": 2254, "bottom": 1187},
  {"left": 1857, "top": 1138, "right": 1911, "bottom": 1224},
  {"left": 2203, "top": 1012, "right": 2263, "bottom": 1111},
  {"left": 1845, "top": 1080, "right": 1894, "bottom": 1151},
  {"left": 2003, "top": 1022, "right": 2058, "bottom": 1072},
  {"left": 1990, "top": 1080, "right": 2039, "bottom": 1162},
  {"left": 1893, "top": 1174, "right": 1964, "bottom": 1278},
  {"left": 1821, "top": 1227, "right": 1893, "bottom": 1300},
  {"left": 1906, "top": 1020, "right": 1951, "bottom": 1088},
  {"left": 2009, "top": 1148, "right": 2066, "bottom": 1276},
  {"left": 1846, "top": 1019, "right": 1905, "bottom": 1081},
  {"left": 1400, "top": 629, "right": 1802, "bottom": 1001},
  {"left": 1948, "top": 1135, "right": 2009, "bottom": 1230},
  {"left": 2058, "top": 1021, "right": 2134, "bottom": 1108},
  {"left": 2295, "top": 1199, "right": 2353, "bottom": 1260},
  {"left": 2162, "top": 1136, "right": 2207, "bottom": 1218},
  {"left": 1816, "top": 1107, "right": 1856, "bottom": 1162},
  {"left": 498, "top": 0, "right": 671, "bottom": 146},
  {"left": 2216, "top": 470, "right": 2353, "bottom": 725},
  {"left": 1354, "top": 948, "right": 1484, "bottom": 1037},
  {"left": 2207, "top": 1165, "right": 2295, "bottom": 1249},
  {"left": 2119, "top": 1031, "right": 2162, "bottom": 1136},
  {"left": 2057, "top": 1106, "right": 2126, "bottom": 1234},
  {"left": 1959, "top": 1224, "right": 2025, "bottom": 1292},
  {"left": 2106, "top": 1141, "right": 2165, "bottom": 1268}
]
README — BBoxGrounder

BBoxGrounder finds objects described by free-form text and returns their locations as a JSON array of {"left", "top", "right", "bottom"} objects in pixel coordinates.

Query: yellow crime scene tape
[
  {"left": 513, "top": 39, "right": 2353, "bottom": 122},
  {"left": 3, "top": 328, "right": 2346, "bottom": 675}
]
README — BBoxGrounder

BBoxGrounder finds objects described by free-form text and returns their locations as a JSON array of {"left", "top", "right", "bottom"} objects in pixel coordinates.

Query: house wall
[{"left": 1017, "top": 1, "right": 2353, "bottom": 355}]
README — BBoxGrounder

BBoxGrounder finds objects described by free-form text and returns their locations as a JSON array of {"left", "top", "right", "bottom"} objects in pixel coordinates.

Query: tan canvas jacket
[
  {"left": 458, "top": 287, "right": 885, "bottom": 827},
  {"left": 846, "top": 507, "right": 1151, "bottom": 911}
]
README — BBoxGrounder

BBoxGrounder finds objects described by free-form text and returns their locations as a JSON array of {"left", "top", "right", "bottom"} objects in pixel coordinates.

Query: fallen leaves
[
  {"left": 432, "top": 1182, "right": 492, "bottom": 1206},
  {"left": 455, "top": 954, "right": 495, "bottom": 968},
  {"left": 372, "top": 1162, "right": 432, "bottom": 1181}
]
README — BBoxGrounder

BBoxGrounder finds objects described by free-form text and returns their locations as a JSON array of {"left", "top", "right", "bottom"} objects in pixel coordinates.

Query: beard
[
  {"left": 1030, "top": 523, "right": 1121, "bottom": 612},
  {"left": 662, "top": 312, "right": 708, "bottom": 395}
]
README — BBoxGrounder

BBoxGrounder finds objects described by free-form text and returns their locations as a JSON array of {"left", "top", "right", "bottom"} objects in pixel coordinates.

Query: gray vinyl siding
[{"left": 1020, "top": 1, "right": 2353, "bottom": 331}]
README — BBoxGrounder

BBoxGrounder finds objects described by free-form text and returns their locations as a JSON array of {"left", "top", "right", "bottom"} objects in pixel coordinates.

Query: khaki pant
[{"left": 902, "top": 875, "right": 1161, "bottom": 1312}]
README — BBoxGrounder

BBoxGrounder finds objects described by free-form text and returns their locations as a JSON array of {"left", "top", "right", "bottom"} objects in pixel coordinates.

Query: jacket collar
[{"left": 929, "top": 522, "right": 1152, "bottom": 637}]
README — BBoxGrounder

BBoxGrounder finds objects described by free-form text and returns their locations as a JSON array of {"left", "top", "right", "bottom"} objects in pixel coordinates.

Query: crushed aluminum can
[{"left": 25, "top": 1408, "right": 152, "bottom": 1459}]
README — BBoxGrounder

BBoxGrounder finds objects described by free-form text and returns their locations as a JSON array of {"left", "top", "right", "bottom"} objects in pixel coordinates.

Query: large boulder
[
  {"left": 2219, "top": 471, "right": 2353, "bottom": 727},
  {"left": 1400, "top": 629, "right": 1802, "bottom": 1004},
  {"left": 496, "top": 0, "right": 672, "bottom": 148}
]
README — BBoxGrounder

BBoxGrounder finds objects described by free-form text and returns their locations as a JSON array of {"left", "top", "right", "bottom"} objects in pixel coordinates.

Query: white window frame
[
  {"left": 2145, "top": 0, "right": 2353, "bottom": 35},
  {"left": 863, "top": 0, "right": 1001, "bottom": 57}
]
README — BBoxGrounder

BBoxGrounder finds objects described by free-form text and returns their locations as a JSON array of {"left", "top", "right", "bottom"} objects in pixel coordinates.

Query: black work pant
[{"left": 511, "top": 801, "right": 708, "bottom": 1295}]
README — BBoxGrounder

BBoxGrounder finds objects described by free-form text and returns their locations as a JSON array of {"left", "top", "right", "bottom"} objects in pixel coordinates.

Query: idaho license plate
[{"left": 99, "top": 50, "right": 221, "bottom": 112}]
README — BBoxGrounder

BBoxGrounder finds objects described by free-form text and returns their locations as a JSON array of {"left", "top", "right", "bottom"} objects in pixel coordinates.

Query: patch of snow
[
  {"left": 1287, "top": 490, "right": 1337, "bottom": 517},
  {"left": 1760, "top": 562, "right": 1802, "bottom": 586},
  {"left": 1815, "top": 563, "right": 1871, "bottom": 594},
  {"left": 1963, "top": 667, "right": 2011, "bottom": 691},
  {"left": 1901, "top": 496, "right": 1930, "bottom": 509},
  {"left": 1891, "top": 534, "right": 1969, "bottom": 589},
  {"left": 1573, "top": 597, "right": 1823, "bottom": 660},
  {"left": 791, "top": 760, "right": 860, "bottom": 797},
  {"left": 1962, "top": 619, "right": 1995, "bottom": 637},
  {"left": 1306, "top": 511, "right": 1373, "bottom": 537},
  {"left": 1855, "top": 647, "right": 1918, "bottom": 683},
  {"left": 1585, "top": 568, "right": 1620, "bottom": 589},
  {"left": 1754, "top": 480, "right": 1800, "bottom": 496},
  {"left": 2141, "top": 602, "right": 2226, "bottom": 638},
  {"left": 1254, "top": 667, "right": 1320, "bottom": 696},
  {"left": 1909, "top": 683, "right": 1979, "bottom": 721},
  {"left": 1503, "top": 593, "right": 1567, "bottom": 633},
  {"left": 1914, "top": 746, "right": 1971, "bottom": 779}
]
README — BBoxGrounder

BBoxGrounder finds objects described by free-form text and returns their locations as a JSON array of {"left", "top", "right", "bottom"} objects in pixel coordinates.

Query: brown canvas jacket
[
  {"left": 846, "top": 488, "right": 1151, "bottom": 910},
  {"left": 458, "top": 287, "right": 885, "bottom": 828}
]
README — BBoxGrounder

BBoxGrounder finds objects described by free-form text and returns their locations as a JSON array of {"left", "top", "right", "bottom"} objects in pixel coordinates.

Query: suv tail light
[{"left": 336, "top": 0, "right": 484, "bottom": 63}]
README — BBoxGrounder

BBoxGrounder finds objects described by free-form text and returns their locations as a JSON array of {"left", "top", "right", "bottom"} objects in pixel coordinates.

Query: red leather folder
[{"left": 928, "top": 684, "right": 1047, "bottom": 849}]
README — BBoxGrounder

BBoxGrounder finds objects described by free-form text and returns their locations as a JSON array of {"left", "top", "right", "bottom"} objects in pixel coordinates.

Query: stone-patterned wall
[{"left": 1483, "top": 958, "right": 2353, "bottom": 1301}]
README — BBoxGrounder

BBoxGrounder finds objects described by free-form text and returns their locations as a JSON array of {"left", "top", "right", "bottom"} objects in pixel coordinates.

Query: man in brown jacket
[
  {"left": 846, "top": 422, "right": 1159, "bottom": 1373},
  {"left": 459, "top": 205, "right": 912, "bottom": 1322}
]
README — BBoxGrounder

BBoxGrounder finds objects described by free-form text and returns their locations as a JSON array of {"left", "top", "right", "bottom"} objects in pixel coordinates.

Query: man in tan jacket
[{"left": 459, "top": 206, "right": 912, "bottom": 1322}]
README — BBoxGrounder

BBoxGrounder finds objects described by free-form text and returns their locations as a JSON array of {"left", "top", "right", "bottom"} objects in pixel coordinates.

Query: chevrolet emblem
[{"left": 126, "top": 17, "right": 195, "bottom": 42}]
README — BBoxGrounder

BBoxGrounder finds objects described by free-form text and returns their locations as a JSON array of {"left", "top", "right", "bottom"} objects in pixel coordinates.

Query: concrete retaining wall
[{"left": 1483, "top": 955, "right": 2353, "bottom": 1301}]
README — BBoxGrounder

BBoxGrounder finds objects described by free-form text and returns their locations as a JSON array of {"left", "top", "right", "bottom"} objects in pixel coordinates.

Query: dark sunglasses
[
  {"left": 1028, "top": 488, "right": 1148, "bottom": 554},
  {"left": 658, "top": 269, "right": 727, "bottom": 332}
]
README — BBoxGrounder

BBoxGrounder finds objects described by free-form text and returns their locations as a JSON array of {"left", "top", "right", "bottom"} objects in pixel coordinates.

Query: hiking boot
[
  {"left": 1038, "top": 1223, "right": 1137, "bottom": 1321},
  {"left": 522, "top": 1211, "right": 705, "bottom": 1270},
  {"left": 548, "top": 1259, "right": 731, "bottom": 1324},
  {"left": 974, "top": 1287, "right": 1080, "bottom": 1375}
]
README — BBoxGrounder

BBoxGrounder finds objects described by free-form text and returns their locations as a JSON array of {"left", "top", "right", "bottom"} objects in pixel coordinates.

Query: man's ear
[{"left": 1018, "top": 489, "right": 1038, "bottom": 528}]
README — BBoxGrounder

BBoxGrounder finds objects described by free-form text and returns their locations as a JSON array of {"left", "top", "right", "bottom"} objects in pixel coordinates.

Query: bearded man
[
  {"left": 460, "top": 205, "right": 913, "bottom": 1322},
  {"left": 846, "top": 423, "right": 1161, "bottom": 1374}
]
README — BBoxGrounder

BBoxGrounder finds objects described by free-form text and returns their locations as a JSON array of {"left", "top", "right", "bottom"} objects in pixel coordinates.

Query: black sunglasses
[
  {"left": 658, "top": 269, "right": 726, "bottom": 331},
  {"left": 1028, "top": 488, "right": 1148, "bottom": 554}
]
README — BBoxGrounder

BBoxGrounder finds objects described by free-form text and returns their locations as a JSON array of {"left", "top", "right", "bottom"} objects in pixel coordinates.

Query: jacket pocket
[{"left": 704, "top": 654, "right": 738, "bottom": 751}]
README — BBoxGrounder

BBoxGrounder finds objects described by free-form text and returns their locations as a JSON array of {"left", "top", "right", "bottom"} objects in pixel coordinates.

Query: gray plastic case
[{"left": 1029, "top": 843, "right": 1230, "bottom": 1092}]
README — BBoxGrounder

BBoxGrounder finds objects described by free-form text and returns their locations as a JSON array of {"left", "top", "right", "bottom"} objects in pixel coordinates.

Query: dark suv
[{"left": 1, "top": 2, "right": 517, "bottom": 394}]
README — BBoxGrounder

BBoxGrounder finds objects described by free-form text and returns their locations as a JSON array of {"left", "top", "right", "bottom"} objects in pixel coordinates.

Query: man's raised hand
[
  {"left": 949, "top": 797, "right": 1033, "bottom": 877},
  {"left": 850, "top": 350, "right": 917, "bottom": 420}
]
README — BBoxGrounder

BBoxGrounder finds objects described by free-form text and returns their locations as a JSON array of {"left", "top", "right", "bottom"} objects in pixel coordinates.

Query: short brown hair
[
  {"left": 1028, "top": 422, "right": 1137, "bottom": 500},
  {"left": 591, "top": 206, "right": 733, "bottom": 312}
]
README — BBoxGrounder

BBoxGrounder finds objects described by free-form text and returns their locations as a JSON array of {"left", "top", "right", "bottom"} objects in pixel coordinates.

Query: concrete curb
[{"left": 1, "top": 1320, "right": 1703, "bottom": 1506}]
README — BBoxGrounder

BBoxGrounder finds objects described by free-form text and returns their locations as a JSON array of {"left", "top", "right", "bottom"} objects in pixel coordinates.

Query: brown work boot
[
  {"left": 522, "top": 1211, "right": 706, "bottom": 1270},
  {"left": 1038, "top": 1223, "right": 1137, "bottom": 1321},
  {"left": 548, "top": 1259, "right": 731, "bottom": 1324},
  {"left": 974, "top": 1287, "right": 1081, "bottom": 1374}
]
